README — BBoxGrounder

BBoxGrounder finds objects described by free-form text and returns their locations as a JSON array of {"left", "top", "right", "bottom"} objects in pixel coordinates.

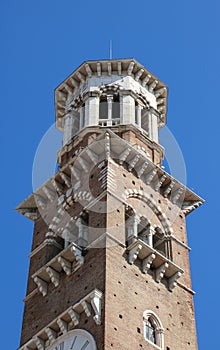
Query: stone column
[
  {"left": 136, "top": 105, "right": 142, "bottom": 127},
  {"left": 107, "top": 95, "right": 113, "bottom": 126},
  {"left": 63, "top": 114, "right": 74, "bottom": 146},
  {"left": 151, "top": 112, "right": 158, "bottom": 143},
  {"left": 79, "top": 106, "right": 84, "bottom": 129},
  {"left": 155, "top": 328, "right": 164, "bottom": 349},
  {"left": 126, "top": 214, "right": 141, "bottom": 244},
  {"left": 84, "top": 94, "right": 100, "bottom": 127},
  {"left": 146, "top": 226, "right": 154, "bottom": 247},
  {"left": 120, "top": 92, "right": 135, "bottom": 125},
  {"left": 150, "top": 111, "right": 159, "bottom": 143}
]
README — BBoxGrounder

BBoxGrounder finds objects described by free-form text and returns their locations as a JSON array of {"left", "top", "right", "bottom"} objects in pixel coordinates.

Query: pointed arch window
[{"left": 143, "top": 310, "right": 164, "bottom": 349}]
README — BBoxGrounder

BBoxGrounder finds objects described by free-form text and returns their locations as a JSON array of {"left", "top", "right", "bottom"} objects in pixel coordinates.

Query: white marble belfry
[{"left": 55, "top": 59, "right": 167, "bottom": 146}]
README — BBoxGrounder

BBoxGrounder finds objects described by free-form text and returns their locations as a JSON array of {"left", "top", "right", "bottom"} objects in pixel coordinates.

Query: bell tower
[{"left": 17, "top": 59, "right": 203, "bottom": 350}]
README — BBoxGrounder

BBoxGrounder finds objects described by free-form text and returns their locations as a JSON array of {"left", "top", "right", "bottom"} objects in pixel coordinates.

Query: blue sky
[{"left": 1, "top": 1, "right": 219, "bottom": 349}]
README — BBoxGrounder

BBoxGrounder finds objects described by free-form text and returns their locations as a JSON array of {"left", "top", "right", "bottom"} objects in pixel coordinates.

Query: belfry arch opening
[{"left": 125, "top": 202, "right": 172, "bottom": 260}]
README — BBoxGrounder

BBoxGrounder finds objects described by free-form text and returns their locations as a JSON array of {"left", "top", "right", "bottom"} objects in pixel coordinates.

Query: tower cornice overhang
[{"left": 16, "top": 129, "right": 204, "bottom": 222}]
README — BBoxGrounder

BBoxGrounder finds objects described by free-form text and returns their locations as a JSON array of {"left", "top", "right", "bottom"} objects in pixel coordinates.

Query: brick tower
[{"left": 17, "top": 59, "right": 203, "bottom": 350}]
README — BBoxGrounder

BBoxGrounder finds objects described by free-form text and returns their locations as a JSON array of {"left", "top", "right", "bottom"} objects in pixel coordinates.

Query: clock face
[{"left": 49, "top": 330, "right": 96, "bottom": 350}]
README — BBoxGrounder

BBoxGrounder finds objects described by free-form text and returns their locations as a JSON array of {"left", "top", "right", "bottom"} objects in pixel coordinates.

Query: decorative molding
[
  {"left": 143, "top": 310, "right": 164, "bottom": 349},
  {"left": 163, "top": 181, "right": 174, "bottom": 198},
  {"left": 98, "top": 161, "right": 116, "bottom": 193},
  {"left": 19, "top": 289, "right": 103, "bottom": 350},
  {"left": 85, "top": 63, "right": 92, "bottom": 78},
  {"left": 128, "top": 154, "right": 141, "bottom": 172},
  {"left": 28, "top": 241, "right": 62, "bottom": 259},
  {"left": 33, "top": 277, "right": 47, "bottom": 297},
  {"left": 145, "top": 168, "right": 157, "bottom": 184},
  {"left": 136, "top": 161, "right": 149, "bottom": 178},
  {"left": 105, "top": 132, "right": 111, "bottom": 160},
  {"left": 177, "top": 282, "right": 195, "bottom": 295},
  {"left": 142, "top": 74, "right": 151, "bottom": 87},
  {"left": 142, "top": 253, "right": 156, "bottom": 274},
  {"left": 127, "top": 239, "right": 183, "bottom": 290},
  {"left": 57, "top": 318, "right": 68, "bottom": 334},
  {"left": 135, "top": 68, "right": 144, "bottom": 82},
  {"left": 57, "top": 256, "right": 72, "bottom": 275},
  {"left": 32, "top": 243, "right": 84, "bottom": 296},
  {"left": 155, "top": 262, "right": 169, "bottom": 283},
  {"left": 81, "top": 300, "right": 92, "bottom": 317},
  {"left": 127, "top": 61, "right": 135, "bottom": 75},
  {"left": 90, "top": 289, "right": 103, "bottom": 325},
  {"left": 148, "top": 80, "right": 158, "bottom": 92},
  {"left": 182, "top": 200, "right": 203, "bottom": 215},
  {"left": 118, "top": 147, "right": 131, "bottom": 164},
  {"left": 170, "top": 235, "right": 191, "bottom": 251},
  {"left": 55, "top": 59, "right": 168, "bottom": 133},
  {"left": 117, "top": 61, "right": 122, "bottom": 75},
  {"left": 33, "top": 336, "right": 45, "bottom": 350},
  {"left": 123, "top": 189, "right": 172, "bottom": 235},
  {"left": 168, "top": 271, "right": 182, "bottom": 292},
  {"left": 154, "top": 174, "right": 166, "bottom": 191},
  {"left": 16, "top": 128, "right": 204, "bottom": 223},
  {"left": 45, "top": 327, "right": 57, "bottom": 343},
  {"left": 46, "top": 267, "right": 60, "bottom": 287},
  {"left": 128, "top": 244, "right": 142, "bottom": 264},
  {"left": 23, "top": 288, "right": 38, "bottom": 302},
  {"left": 60, "top": 172, "right": 71, "bottom": 188},
  {"left": 68, "top": 309, "right": 80, "bottom": 326}
]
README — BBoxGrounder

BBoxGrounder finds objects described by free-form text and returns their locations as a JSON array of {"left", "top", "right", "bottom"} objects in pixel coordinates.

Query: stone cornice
[
  {"left": 29, "top": 240, "right": 63, "bottom": 259},
  {"left": 31, "top": 243, "right": 84, "bottom": 297},
  {"left": 127, "top": 239, "right": 184, "bottom": 292},
  {"left": 19, "top": 289, "right": 103, "bottom": 350},
  {"left": 16, "top": 129, "right": 204, "bottom": 223}
]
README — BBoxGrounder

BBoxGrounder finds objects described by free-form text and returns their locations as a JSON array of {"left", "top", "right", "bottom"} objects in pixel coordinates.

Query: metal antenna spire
[{"left": 110, "top": 39, "right": 112, "bottom": 59}]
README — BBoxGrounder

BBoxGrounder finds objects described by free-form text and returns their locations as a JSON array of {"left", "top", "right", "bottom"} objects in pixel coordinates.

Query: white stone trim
[
  {"left": 123, "top": 189, "right": 172, "bottom": 235},
  {"left": 23, "top": 288, "right": 38, "bottom": 302},
  {"left": 127, "top": 239, "right": 184, "bottom": 290},
  {"left": 45, "top": 328, "right": 57, "bottom": 343},
  {"left": 16, "top": 128, "right": 204, "bottom": 222},
  {"left": 48, "top": 329, "right": 97, "bottom": 350},
  {"left": 19, "top": 289, "right": 103, "bottom": 350},
  {"left": 143, "top": 310, "right": 164, "bottom": 350},
  {"left": 67, "top": 309, "right": 80, "bottom": 326},
  {"left": 32, "top": 243, "right": 84, "bottom": 296},
  {"left": 155, "top": 262, "right": 169, "bottom": 283},
  {"left": 57, "top": 318, "right": 68, "bottom": 334},
  {"left": 28, "top": 241, "right": 62, "bottom": 259},
  {"left": 142, "top": 253, "right": 156, "bottom": 274},
  {"left": 168, "top": 271, "right": 182, "bottom": 291},
  {"left": 128, "top": 243, "right": 143, "bottom": 264}
]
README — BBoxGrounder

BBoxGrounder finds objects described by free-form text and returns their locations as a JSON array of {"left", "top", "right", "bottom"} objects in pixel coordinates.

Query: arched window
[
  {"left": 146, "top": 318, "right": 156, "bottom": 344},
  {"left": 153, "top": 226, "right": 167, "bottom": 257},
  {"left": 99, "top": 96, "right": 108, "bottom": 120},
  {"left": 143, "top": 311, "right": 164, "bottom": 349},
  {"left": 99, "top": 93, "right": 120, "bottom": 126},
  {"left": 61, "top": 211, "right": 89, "bottom": 248}
]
